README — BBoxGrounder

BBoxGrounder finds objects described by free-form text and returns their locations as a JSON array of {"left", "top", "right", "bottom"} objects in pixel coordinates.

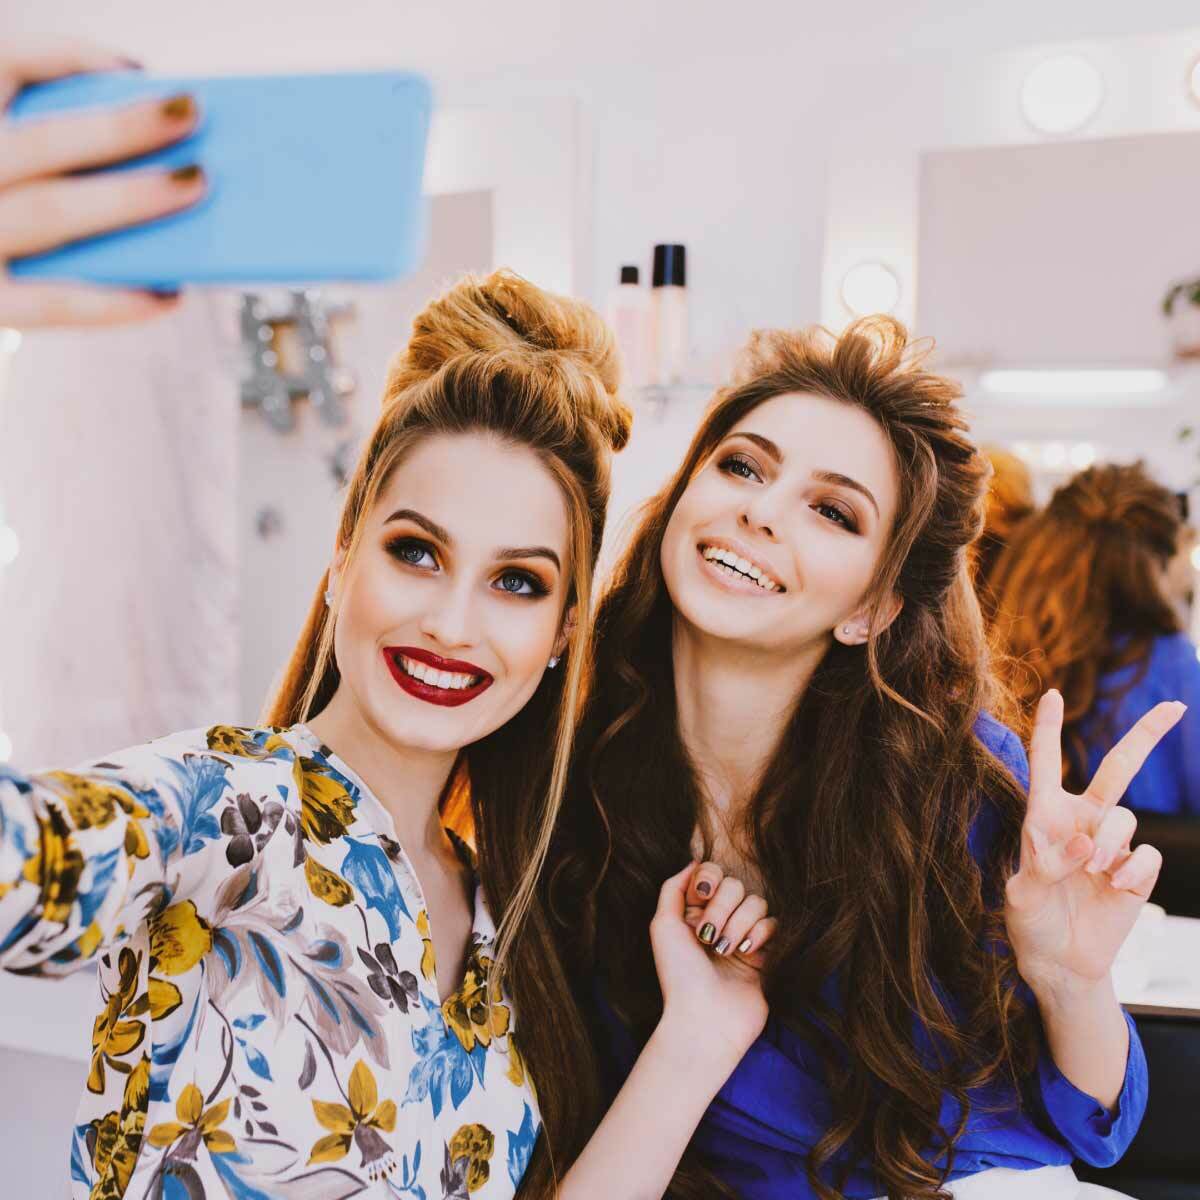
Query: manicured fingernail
[
  {"left": 1085, "top": 846, "right": 1111, "bottom": 873},
  {"left": 169, "top": 164, "right": 204, "bottom": 187},
  {"left": 146, "top": 288, "right": 180, "bottom": 300},
  {"left": 696, "top": 880, "right": 712, "bottom": 897},
  {"left": 737, "top": 938, "right": 753, "bottom": 954},
  {"left": 698, "top": 922, "right": 716, "bottom": 946},
  {"left": 1110, "top": 866, "right": 1134, "bottom": 889},
  {"left": 714, "top": 937, "right": 731, "bottom": 956},
  {"left": 118, "top": 57, "right": 144, "bottom": 70},
  {"left": 161, "top": 94, "right": 197, "bottom": 122}
]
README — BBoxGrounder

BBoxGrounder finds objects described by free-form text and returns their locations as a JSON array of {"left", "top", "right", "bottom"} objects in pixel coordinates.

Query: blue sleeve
[{"left": 1033, "top": 1010, "right": 1148, "bottom": 1166}]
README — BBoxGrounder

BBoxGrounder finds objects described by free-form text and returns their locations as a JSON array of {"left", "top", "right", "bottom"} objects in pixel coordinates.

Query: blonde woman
[{"left": 0, "top": 40, "right": 774, "bottom": 1200}]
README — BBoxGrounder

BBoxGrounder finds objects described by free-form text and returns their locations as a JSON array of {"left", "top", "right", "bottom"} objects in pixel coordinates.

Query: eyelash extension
[
  {"left": 718, "top": 452, "right": 762, "bottom": 482},
  {"left": 385, "top": 536, "right": 438, "bottom": 568},
  {"left": 814, "top": 501, "right": 858, "bottom": 534},
  {"left": 495, "top": 568, "right": 551, "bottom": 598}
]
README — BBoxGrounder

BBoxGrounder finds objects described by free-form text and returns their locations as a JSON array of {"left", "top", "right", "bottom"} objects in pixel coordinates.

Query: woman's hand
[
  {"left": 650, "top": 862, "right": 776, "bottom": 1070},
  {"left": 0, "top": 36, "right": 206, "bottom": 328},
  {"left": 1005, "top": 689, "right": 1182, "bottom": 1004}
]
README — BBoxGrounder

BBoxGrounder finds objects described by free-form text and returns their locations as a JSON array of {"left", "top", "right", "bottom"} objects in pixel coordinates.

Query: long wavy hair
[
  {"left": 551, "top": 318, "right": 1037, "bottom": 1200},
  {"left": 971, "top": 446, "right": 1035, "bottom": 624},
  {"left": 988, "top": 462, "right": 1181, "bottom": 790},
  {"left": 264, "top": 270, "right": 632, "bottom": 1195}
]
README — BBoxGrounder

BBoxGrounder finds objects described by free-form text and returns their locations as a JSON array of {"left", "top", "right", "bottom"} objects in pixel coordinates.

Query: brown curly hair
[
  {"left": 972, "top": 446, "right": 1036, "bottom": 624},
  {"left": 551, "top": 318, "right": 1038, "bottom": 1199},
  {"left": 989, "top": 461, "right": 1181, "bottom": 790}
]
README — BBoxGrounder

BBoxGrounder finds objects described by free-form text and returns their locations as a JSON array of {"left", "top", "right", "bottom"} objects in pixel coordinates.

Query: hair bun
[{"left": 386, "top": 269, "right": 632, "bottom": 453}]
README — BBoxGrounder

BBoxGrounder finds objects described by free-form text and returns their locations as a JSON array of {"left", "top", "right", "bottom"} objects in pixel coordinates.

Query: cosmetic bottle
[
  {"left": 606, "top": 265, "right": 649, "bottom": 389},
  {"left": 651, "top": 243, "right": 687, "bottom": 387}
]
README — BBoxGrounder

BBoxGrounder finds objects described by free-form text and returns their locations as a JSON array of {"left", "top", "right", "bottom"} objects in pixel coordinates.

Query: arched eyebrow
[
  {"left": 727, "top": 432, "right": 880, "bottom": 517},
  {"left": 384, "top": 508, "right": 561, "bottom": 569}
]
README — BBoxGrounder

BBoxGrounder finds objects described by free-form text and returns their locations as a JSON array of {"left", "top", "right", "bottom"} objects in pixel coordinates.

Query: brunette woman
[{"left": 555, "top": 319, "right": 1171, "bottom": 1199}]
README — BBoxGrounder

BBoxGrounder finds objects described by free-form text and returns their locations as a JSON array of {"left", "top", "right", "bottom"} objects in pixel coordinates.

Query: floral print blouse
[{"left": 0, "top": 724, "right": 540, "bottom": 1200}]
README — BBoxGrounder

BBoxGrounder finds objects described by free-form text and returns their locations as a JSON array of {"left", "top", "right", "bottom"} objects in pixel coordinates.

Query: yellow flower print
[
  {"left": 149, "top": 899, "right": 213, "bottom": 976},
  {"left": 505, "top": 1036, "right": 526, "bottom": 1089},
  {"left": 46, "top": 772, "right": 151, "bottom": 863},
  {"left": 146, "top": 1083, "right": 237, "bottom": 1156},
  {"left": 448, "top": 1123, "right": 495, "bottom": 1193},
  {"left": 295, "top": 757, "right": 357, "bottom": 844},
  {"left": 442, "top": 949, "right": 510, "bottom": 1054},
  {"left": 88, "top": 948, "right": 146, "bottom": 1095},
  {"left": 88, "top": 1055, "right": 150, "bottom": 1200},
  {"left": 308, "top": 1059, "right": 398, "bottom": 1181},
  {"left": 21, "top": 803, "right": 85, "bottom": 924},
  {"left": 417, "top": 910, "right": 436, "bottom": 982},
  {"left": 206, "top": 725, "right": 288, "bottom": 759},
  {"left": 304, "top": 853, "right": 354, "bottom": 907}
]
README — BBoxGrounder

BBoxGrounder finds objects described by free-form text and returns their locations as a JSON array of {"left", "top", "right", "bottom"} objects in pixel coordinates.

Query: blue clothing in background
[
  {"left": 592, "top": 713, "right": 1148, "bottom": 1199},
  {"left": 1083, "top": 631, "right": 1200, "bottom": 815}
]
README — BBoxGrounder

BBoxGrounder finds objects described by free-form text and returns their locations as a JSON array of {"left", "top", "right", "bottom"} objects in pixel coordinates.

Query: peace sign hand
[{"left": 1004, "top": 689, "right": 1184, "bottom": 1000}]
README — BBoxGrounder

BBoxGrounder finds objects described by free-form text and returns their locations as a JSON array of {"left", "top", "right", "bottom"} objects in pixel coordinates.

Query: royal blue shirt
[
  {"left": 1082, "top": 631, "right": 1200, "bottom": 816},
  {"left": 592, "top": 713, "right": 1148, "bottom": 1198}
]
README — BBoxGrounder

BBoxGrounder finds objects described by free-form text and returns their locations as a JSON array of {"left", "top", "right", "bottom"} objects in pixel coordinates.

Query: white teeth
[
  {"left": 398, "top": 657, "right": 481, "bottom": 690},
  {"left": 699, "top": 544, "right": 781, "bottom": 592}
]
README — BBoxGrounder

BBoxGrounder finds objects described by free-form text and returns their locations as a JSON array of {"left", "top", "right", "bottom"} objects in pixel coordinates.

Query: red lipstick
[{"left": 384, "top": 646, "right": 494, "bottom": 708}]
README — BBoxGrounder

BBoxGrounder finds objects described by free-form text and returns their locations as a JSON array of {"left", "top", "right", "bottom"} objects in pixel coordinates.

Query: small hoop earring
[
  {"left": 548, "top": 655, "right": 560, "bottom": 669},
  {"left": 324, "top": 588, "right": 335, "bottom": 608}
]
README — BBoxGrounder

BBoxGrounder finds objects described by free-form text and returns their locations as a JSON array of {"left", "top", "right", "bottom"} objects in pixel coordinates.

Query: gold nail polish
[
  {"left": 170, "top": 164, "right": 204, "bottom": 185},
  {"left": 737, "top": 938, "right": 753, "bottom": 954},
  {"left": 161, "top": 94, "right": 197, "bottom": 122},
  {"left": 714, "top": 937, "right": 731, "bottom": 955},
  {"left": 698, "top": 922, "right": 716, "bottom": 946}
]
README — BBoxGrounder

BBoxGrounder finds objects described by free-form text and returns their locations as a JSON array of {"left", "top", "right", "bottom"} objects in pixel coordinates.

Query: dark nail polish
[
  {"left": 118, "top": 57, "right": 144, "bottom": 71},
  {"left": 698, "top": 922, "right": 716, "bottom": 946},
  {"left": 146, "top": 288, "right": 180, "bottom": 300},
  {"left": 696, "top": 880, "right": 712, "bottom": 896},
  {"left": 714, "top": 937, "right": 731, "bottom": 956},
  {"left": 170, "top": 164, "right": 204, "bottom": 185},
  {"left": 161, "top": 94, "right": 197, "bottom": 122}
]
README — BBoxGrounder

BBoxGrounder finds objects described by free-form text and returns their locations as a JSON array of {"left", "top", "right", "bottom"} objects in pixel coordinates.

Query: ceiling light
[
  {"left": 1068, "top": 442, "right": 1096, "bottom": 468},
  {"left": 0, "top": 526, "right": 18, "bottom": 568},
  {"left": 1021, "top": 55, "right": 1105, "bottom": 135},
  {"left": 840, "top": 262, "right": 900, "bottom": 317},
  {"left": 1189, "top": 56, "right": 1200, "bottom": 107},
  {"left": 979, "top": 369, "right": 1168, "bottom": 399},
  {"left": 0, "top": 329, "right": 20, "bottom": 355}
]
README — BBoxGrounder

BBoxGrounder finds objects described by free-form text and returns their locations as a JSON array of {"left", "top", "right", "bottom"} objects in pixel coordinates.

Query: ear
[
  {"left": 833, "top": 591, "right": 903, "bottom": 647},
  {"left": 327, "top": 540, "right": 348, "bottom": 599},
  {"left": 554, "top": 605, "right": 578, "bottom": 659}
]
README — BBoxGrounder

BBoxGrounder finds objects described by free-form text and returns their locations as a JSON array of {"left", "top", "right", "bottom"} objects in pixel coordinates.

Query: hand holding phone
[{"left": 0, "top": 35, "right": 205, "bottom": 329}]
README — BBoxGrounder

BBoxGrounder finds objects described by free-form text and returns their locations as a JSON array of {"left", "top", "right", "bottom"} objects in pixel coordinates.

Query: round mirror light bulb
[
  {"left": 840, "top": 262, "right": 901, "bottom": 317},
  {"left": 1021, "top": 55, "right": 1105, "bottom": 135}
]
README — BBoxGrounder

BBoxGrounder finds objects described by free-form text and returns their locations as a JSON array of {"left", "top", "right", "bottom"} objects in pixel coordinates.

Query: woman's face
[
  {"left": 329, "top": 431, "right": 571, "bottom": 754},
  {"left": 660, "top": 391, "right": 900, "bottom": 654}
]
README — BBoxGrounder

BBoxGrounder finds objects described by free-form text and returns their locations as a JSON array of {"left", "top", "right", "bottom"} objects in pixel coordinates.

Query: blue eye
[
  {"left": 387, "top": 537, "right": 437, "bottom": 568},
  {"left": 494, "top": 570, "right": 548, "bottom": 598}
]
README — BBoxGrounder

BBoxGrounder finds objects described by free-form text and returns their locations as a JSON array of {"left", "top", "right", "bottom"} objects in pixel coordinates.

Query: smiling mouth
[
  {"left": 384, "top": 647, "right": 494, "bottom": 708},
  {"left": 698, "top": 543, "right": 785, "bottom": 592}
]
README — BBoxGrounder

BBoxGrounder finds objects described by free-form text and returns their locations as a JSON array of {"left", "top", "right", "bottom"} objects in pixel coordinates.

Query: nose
[
  {"left": 739, "top": 490, "right": 781, "bottom": 540},
  {"left": 416, "top": 577, "right": 481, "bottom": 651}
]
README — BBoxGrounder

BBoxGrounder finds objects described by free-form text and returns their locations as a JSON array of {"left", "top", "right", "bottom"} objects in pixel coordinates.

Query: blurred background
[{"left": 3, "top": 1, "right": 1200, "bottom": 1193}]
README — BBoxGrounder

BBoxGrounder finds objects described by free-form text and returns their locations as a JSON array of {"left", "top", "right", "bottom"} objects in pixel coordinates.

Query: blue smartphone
[{"left": 7, "top": 71, "right": 432, "bottom": 288}]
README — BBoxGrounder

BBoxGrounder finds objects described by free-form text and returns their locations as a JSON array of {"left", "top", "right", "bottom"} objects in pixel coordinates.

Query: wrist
[
  {"left": 653, "top": 1006, "right": 749, "bottom": 1082},
  {"left": 1026, "top": 969, "right": 1118, "bottom": 1018}
]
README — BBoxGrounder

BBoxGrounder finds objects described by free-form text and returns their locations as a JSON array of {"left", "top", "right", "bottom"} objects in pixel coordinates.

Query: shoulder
[
  {"left": 1148, "top": 631, "right": 1200, "bottom": 676},
  {"left": 973, "top": 711, "right": 1029, "bottom": 792}
]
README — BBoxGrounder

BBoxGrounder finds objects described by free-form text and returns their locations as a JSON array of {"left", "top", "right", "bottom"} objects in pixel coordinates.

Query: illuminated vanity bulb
[
  {"left": 0, "top": 526, "right": 18, "bottom": 568},
  {"left": 840, "top": 262, "right": 901, "bottom": 317},
  {"left": 1021, "top": 55, "right": 1105, "bottom": 135}
]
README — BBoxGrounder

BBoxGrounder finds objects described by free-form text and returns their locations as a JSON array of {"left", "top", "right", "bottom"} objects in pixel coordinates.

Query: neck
[
  {"left": 671, "top": 615, "right": 827, "bottom": 821},
  {"left": 305, "top": 689, "right": 459, "bottom": 864}
]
